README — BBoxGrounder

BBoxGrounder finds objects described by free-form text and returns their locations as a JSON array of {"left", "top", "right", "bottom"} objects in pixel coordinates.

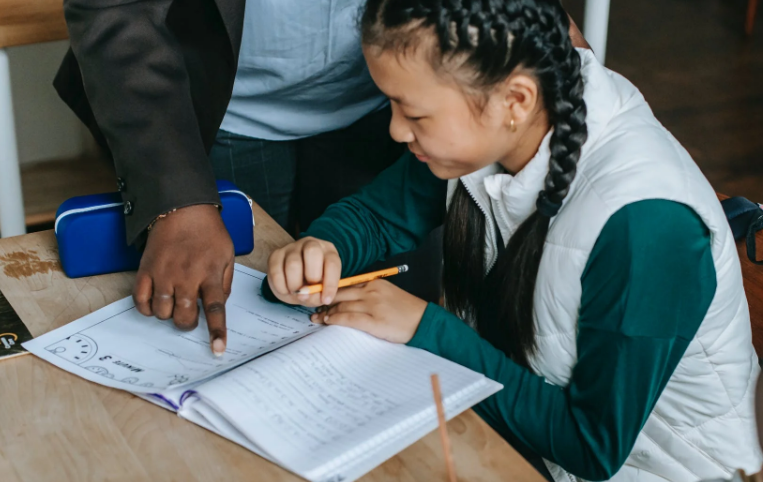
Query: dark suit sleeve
[{"left": 63, "top": 0, "right": 222, "bottom": 245}]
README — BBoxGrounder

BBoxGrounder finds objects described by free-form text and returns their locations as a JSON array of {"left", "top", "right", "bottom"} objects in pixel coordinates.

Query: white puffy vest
[{"left": 450, "top": 49, "right": 762, "bottom": 481}]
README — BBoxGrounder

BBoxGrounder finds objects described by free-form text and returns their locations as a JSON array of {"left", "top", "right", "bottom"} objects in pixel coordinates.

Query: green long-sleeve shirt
[{"left": 304, "top": 152, "right": 717, "bottom": 480}]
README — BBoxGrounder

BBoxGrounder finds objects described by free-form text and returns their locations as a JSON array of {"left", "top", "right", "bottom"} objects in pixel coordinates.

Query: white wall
[{"left": 8, "top": 40, "right": 94, "bottom": 165}]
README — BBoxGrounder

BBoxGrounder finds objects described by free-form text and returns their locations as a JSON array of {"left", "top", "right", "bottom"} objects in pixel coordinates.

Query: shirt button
[
  {"left": 124, "top": 201, "right": 133, "bottom": 216},
  {"left": 116, "top": 177, "right": 126, "bottom": 192}
]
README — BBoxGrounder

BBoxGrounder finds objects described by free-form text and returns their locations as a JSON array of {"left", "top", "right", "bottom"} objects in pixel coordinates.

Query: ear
[{"left": 499, "top": 73, "right": 540, "bottom": 130}]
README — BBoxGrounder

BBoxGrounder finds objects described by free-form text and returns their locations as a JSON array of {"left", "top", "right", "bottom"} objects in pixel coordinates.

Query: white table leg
[
  {"left": 0, "top": 48, "right": 26, "bottom": 238},
  {"left": 584, "top": 0, "right": 611, "bottom": 64}
]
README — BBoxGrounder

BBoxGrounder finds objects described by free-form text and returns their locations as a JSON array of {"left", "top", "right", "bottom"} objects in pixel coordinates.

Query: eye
[{"left": 405, "top": 116, "right": 424, "bottom": 122}]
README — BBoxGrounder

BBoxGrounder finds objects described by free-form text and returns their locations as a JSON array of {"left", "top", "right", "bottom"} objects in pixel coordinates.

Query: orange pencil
[
  {"left": 431, "top": 374, "right": 458, "bottom": 482},
  {"left": 294, "top": 264, "right": 409, "bottom": 295}
]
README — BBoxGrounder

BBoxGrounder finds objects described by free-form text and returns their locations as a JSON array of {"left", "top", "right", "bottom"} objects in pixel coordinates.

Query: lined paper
[{"left": 180, "top": 325, "right": 502, "bottom": 481}]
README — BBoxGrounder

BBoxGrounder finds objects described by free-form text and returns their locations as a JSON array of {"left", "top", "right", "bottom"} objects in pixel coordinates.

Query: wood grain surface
[
  {"left": 0, "top": 0, "right": 67, "bottom": 49},
  {"left": 0, "top": 201, "right": 543, "bottom": 482}
]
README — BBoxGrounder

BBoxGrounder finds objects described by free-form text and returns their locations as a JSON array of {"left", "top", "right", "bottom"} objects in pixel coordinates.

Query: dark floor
[{"left": 566, "top": 0, "right": 763, "bottom": 201}]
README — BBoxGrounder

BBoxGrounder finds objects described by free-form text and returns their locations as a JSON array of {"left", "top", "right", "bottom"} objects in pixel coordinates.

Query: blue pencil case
[{"left": 55, "top": 180, "right": 255, "bottom": 278}]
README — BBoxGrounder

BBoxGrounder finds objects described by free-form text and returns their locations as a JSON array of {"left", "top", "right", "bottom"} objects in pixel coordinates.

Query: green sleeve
[
  {"left": 407, "top": 200, "right": 717, "bottom": 480},
  {"left": 304, "top": 151, "right": 447, "bottom": 276}
]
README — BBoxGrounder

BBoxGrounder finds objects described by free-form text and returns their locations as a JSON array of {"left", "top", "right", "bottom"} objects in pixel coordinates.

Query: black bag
[{"left": 721, "top": 197, "right": 763, "bottom": 265}]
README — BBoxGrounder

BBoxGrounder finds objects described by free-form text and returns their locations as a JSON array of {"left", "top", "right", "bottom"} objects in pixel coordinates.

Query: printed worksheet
[{"left": 23, "top": 265, "right": 320, "bottom": 393}]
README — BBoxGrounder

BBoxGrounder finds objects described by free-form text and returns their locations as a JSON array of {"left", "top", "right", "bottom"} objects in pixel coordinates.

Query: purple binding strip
[
  {"left": 180, "top": 390, "right": 197, "bottom": 405},
  {"left": 149, "top": 393, "right": 180, "bottom": 411}
]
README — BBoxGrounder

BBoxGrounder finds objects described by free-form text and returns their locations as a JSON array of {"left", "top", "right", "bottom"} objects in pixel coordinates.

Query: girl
[{"left": 266, "top": 0, "right": 762, "bottom": 480}]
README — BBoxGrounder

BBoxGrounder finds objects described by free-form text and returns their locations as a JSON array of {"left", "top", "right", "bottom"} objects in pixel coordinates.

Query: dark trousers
[{"left": 209, "top": 106, "right": 442, "bottom": 303}]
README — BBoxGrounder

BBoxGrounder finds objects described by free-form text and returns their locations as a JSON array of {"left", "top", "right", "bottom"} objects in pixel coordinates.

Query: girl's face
[{"left": 364, "top": 43, "right": 548, "bottom": 180}]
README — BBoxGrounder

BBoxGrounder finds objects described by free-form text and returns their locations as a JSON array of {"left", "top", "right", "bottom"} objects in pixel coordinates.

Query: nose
[{"left": 389, "top": 104, "right": 415, "bottom": 144}]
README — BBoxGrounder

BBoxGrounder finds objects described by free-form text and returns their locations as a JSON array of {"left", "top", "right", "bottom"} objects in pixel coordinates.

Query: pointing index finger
[{"left": 201, "top": 280, "right": 227, "bottom": 357}]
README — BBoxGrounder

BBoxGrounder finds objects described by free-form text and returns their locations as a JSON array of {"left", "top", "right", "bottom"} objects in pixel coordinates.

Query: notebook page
[
  {"left": 180, "top": 395, "right": 269, "bottom": 459},
  {"left": 23, "top": 265, "right": 319, "bottom": 393},
  {"left": 181, "top": 326, "right": 502, "bottom": 481}
]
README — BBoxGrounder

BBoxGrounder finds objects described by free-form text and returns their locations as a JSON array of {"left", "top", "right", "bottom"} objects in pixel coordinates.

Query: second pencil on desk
[{"left": 295, "top": 265, "right": 409, "bottom": 295}]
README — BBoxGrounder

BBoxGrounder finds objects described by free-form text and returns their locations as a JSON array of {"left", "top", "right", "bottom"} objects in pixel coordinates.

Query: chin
[{"left": 425, "top": 162, "right": 473, "bottom": 180}]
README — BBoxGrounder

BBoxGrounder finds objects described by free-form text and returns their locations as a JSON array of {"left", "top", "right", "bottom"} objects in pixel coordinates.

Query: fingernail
[
  {"left": 212, "top": 339, "right": 225, "bottom": 357},
  {"left": 323, "top": 315, "right": 329, "bottom": 323},
  {"left": 323, "top": 296, "right": 333, "bottom": 305},
  {"left": 297, "top": 294, "right": 309, "bottom": 302}
]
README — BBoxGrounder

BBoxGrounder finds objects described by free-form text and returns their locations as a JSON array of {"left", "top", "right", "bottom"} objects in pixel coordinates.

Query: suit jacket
[{"left": 54, "top": 0, "right": 245, "bottom": 247}]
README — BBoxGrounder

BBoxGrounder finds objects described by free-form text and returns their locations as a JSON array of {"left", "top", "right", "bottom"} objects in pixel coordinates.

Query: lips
[{"left": 409, "top": 147, "right": 430, "bottom": 162}]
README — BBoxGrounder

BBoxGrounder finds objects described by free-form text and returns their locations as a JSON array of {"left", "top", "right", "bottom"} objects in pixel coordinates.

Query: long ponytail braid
[{"left": 362, "top": 0, "right": 588, "bottom": 368}]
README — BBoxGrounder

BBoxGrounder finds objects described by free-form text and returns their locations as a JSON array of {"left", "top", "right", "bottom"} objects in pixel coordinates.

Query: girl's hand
[
  {"left": 267, "top": 237, "right": 342, "bottom": 307},
  {"left": 311, "top": 280, "right": 428, "bottom": 344}
]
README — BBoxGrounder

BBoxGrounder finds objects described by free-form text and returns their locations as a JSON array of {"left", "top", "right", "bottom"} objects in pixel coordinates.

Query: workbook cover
[{"left": 0, "top": 288, "right": 33, "bottom": 360}]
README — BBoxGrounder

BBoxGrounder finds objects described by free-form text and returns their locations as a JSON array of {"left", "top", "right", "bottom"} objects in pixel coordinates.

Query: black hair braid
[{"left": 362, "top": 0, "right": 588, "bottom": 368}]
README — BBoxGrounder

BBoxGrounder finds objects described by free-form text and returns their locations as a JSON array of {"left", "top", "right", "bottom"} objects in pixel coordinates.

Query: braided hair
[{"left": 362, "top": 0, "right": 588, "bottom": 368}]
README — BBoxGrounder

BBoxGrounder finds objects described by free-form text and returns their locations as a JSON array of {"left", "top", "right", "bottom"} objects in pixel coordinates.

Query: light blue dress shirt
[{"left": 220, "top": 0, "right": 389, "bottom": 141}]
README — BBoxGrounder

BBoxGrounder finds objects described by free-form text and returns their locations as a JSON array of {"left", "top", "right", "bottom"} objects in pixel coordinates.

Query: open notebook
[{"left": 24, "top": 264, "right": 502, "bottom": 482}]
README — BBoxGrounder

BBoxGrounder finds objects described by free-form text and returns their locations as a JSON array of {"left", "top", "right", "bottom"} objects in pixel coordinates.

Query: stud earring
[{"left": 510, "top": 119, "right": 517, "bottom": 133}]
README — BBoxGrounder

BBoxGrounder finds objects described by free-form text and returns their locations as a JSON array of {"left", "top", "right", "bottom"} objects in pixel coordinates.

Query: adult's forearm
[{"left": 64, "top": 0, "right": 219, "bottom": 245}]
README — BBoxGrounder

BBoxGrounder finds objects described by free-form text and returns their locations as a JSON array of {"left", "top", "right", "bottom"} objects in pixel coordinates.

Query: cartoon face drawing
[
  {"left": 84, "top": 365, "right": 114, "bottom": 378},
  {"left": 168, "top": 374, "right": 189, "bottom": 386},
  {"left": 46, "top": 334, "right": 98, "bottom": 365}
]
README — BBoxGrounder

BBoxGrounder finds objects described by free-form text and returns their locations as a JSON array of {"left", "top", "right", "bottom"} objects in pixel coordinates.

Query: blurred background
[
  {"left": 0, "top": 0, "right": 760, "bottom": 236},
  {"left": 566, "top": 0, "right": 762, "bottom": 202}
]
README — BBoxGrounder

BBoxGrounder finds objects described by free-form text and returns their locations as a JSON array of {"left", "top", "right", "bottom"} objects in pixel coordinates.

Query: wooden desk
[{"left": 0, "top": 202, "right": 544, "bottom": 482}]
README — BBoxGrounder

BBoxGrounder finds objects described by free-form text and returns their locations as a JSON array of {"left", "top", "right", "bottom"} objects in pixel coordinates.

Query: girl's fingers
[
  {"left": 321, "top": 251, "right": 341, "bottom": 305},
  {"left": 302, "top": 240, "right": 325, "bottom": 284},
  {"left": 302, "top": 293, "right": 325, "bottom": 307},
  {"left": 330, "top": 284, "right": 367, "bottom": 303},
  {"left": 311, "top": 300, "right": 367, "bottom": 323},
  {"left": 321, "top": 311, "right": 376, "bottom": 332},
  {"left": 284, "top": 249, "right": 305, "bottom": 293},
  {"left": 267, "top": 249, "right": 289, "bottom": 295},
  {"left": 328, "top": 301, "right": 367, "bottom": 315}
]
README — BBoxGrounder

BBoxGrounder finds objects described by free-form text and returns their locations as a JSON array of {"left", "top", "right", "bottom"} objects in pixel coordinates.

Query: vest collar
[{"left": 448, "top": 48, "right": 620, "bottom": 272}]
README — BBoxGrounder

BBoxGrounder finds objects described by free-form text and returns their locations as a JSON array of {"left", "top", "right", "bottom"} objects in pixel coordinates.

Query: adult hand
[
  {"left": 267, "top": 237, "right": 342, "bottom": 307},
  {"left": 133, "top": 204, "right": 234, "bottom": 357},
  {"left": 311, "top": 279, "right": 428, "bottom": 344}
]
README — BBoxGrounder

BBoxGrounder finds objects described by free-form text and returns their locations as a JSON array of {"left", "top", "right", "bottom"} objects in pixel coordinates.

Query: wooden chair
[
  {"left": 742, "top": 227, "right": 763, "bottom": 356},
  {"left": 0, "top": 0, "right": 67, "bottom": 238},
  {"left": 748, "top": 0, "right": 760, "bottom": 36}
]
